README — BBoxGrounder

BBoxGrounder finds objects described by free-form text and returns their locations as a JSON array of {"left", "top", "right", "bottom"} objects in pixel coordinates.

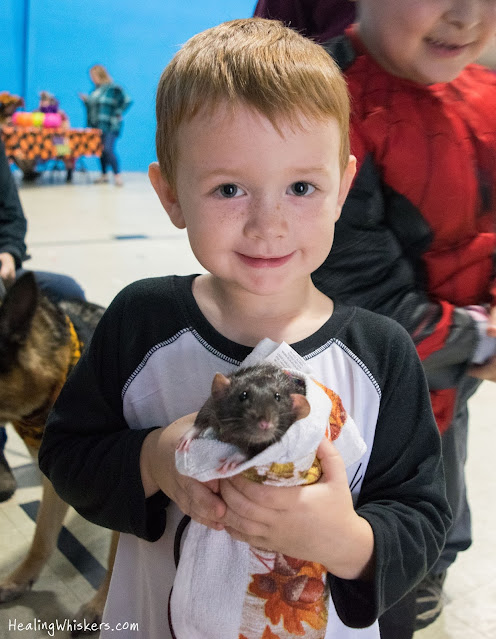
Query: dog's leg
[
  {"left": 72, "top": 530, "right": 120, "bottom": 637},
  {"left": 0, "top": 474, "right": 69, "bottom": 602}
]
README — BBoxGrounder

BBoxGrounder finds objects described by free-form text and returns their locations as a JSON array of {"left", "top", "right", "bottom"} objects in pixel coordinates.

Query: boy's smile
[
  {"left": 237, "top": 253, "right": 296, "bottom": 269},
  {"left": 356, "top": 0, "right": 496, "bottom": 84},
  {"left": 151, "top": 102, "right": 355, "bottom": 305}
]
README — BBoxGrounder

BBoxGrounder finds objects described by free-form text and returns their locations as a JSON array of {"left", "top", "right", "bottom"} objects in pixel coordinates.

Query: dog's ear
[{"left": 0, "top": 272, "right": 39, "bottom": 367}]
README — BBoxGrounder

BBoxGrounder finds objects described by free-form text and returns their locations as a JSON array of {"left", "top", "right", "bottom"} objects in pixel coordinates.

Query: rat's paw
[
  {"left": 217, "top": 452, "right": 247, "bottom": 474},
  {"left": 176, "top": 437, "right": 191, "bottom": 452},
  {"left": 176, "top": 426, "right": 201, "bottom": 452}
]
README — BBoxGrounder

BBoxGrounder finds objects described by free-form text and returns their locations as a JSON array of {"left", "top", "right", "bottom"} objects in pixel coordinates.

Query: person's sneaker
[
  {"left": 0, "top": 449, "right": 16, "bottom": 502},
  {"left": 415, "top": 571, "right": 447, "bottom": 630},
  {"left": 94, "top": 175, "right": 109, "bottom": 184}
]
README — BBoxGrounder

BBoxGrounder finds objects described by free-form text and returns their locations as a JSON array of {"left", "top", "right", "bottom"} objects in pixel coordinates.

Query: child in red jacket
[{"left": 313, "top": 0, "right": 496, "bottom": 631}]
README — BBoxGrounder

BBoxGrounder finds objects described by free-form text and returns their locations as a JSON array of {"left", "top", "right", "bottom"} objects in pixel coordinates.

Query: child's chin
[{"left": 421, "top": 61, "right": 469, "bottom": 85}]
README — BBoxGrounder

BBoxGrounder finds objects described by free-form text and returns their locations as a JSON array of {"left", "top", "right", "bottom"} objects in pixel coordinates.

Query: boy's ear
[
  {"left": 148, "top": 162, "right": 186, "bottom": 229},
  {"left": 335, "top": 155, "right": 357, "bottom": 221}
]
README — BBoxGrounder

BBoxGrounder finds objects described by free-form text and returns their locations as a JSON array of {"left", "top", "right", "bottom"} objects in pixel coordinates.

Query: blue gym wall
[{"left": 1, "top": 0, "right": 257, "bottom": 171}]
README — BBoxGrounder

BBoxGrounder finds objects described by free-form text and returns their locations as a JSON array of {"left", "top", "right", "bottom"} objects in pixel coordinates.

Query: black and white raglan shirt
[{"left": 39, "top": 275, "right": 450, "bottom": 639}]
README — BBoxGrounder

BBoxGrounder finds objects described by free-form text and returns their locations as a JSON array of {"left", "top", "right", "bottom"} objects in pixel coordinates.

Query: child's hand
[
  {"left": 487, "top": 306, "right": 496, "bottom": 338},
  {"left": 219, "top": 437, "right": 374, "bottom": 581},
  {"left": 469, "top": 354, "right": 496, "bottom": 382},
  {"left": 0, "top": 252, "right": 16, "bottom": 282},
  {"left": 140, "top": 414, "right": 227, "bottom": 530},
  {"left": 469, "top": 304, "right": 496, "bottom": 380}
]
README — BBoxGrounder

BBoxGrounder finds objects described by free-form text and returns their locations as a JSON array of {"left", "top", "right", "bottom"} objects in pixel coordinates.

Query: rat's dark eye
[
  {"left": 239, "top": 391, "right": 249, "bottom": 401},
  {"left": 274, "top": 393, "right": 281, "bottom": 402}
]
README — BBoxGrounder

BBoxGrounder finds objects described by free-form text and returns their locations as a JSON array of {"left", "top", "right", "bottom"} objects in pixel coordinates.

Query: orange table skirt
[{"left": 1, "top": 125, "right": 102, "bottom": 162}]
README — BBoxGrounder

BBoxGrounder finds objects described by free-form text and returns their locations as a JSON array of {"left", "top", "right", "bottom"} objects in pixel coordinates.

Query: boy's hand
[
  {"left": 140, "top": 414, "right": 226, "bottom": 530},
  {"left": 487, "top": 306, "right": 496, "bottom": 338},
  {"left": 219, "top": 437, "right": 374, "bottom": 581},
  {"left": 469, "top": 354, "right": 496, "bottom": 382}
]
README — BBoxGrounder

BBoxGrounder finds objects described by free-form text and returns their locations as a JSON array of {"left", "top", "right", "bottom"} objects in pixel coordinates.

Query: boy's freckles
[{"left": 167, "top": 101, "right": 352, "bottom": 298}]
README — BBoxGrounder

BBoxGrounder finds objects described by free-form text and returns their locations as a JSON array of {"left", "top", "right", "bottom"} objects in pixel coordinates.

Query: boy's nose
[
  {"left": 445, "top": 0, "right": 480, "bottom": 29},
  {"left": 244, "top": 199, "right": 288, "bottom": 240}
]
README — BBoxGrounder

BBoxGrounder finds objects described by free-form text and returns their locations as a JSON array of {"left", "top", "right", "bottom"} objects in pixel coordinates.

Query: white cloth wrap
[{"left": 171, "top": 344, "right": 367, "bottom": 639}]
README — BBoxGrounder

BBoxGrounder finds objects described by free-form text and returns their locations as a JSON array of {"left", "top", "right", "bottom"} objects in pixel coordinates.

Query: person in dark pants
[
  {"left": 0, "top": 138, "right": 86, "bottom": 502},
  {"left": 80, "top": 64, "right": 132, "bottom": 187}
]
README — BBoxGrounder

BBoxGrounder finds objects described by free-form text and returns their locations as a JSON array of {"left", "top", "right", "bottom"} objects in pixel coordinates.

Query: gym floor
[{"left": 0, "top": 171, "right": 494, "bottom": 638}]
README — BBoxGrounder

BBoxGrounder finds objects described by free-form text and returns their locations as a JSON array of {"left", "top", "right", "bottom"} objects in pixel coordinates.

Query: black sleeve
[
  {"left": 39, "top": 285, "right": 170, "bottom": 541},
  {"left": 0, "top": 139, "right": 27, "bottom": 266},
  {"left": 329, "top": 320, "right": 451, "bottom": 627}
]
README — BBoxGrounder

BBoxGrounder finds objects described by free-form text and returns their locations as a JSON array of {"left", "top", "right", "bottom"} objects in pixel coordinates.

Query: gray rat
[{"left": 177, "top": 363, "right": 311, "bottom": 472}]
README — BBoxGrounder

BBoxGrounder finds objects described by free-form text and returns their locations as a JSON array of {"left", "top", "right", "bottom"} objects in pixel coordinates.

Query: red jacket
[{"left": 313, "top": 27, "right": 496, "bottom": 432}]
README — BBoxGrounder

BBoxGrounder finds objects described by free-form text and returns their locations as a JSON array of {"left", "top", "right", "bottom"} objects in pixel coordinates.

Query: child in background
[
  {"left": 38, "top": 91, "right": 69, "bottom": 124},
  {"left": 38, "top": 91, "right": 75, "bottom": 182},
  {"left": 39, "top": 18, "right": 450, "bottom": 639},
  {"left": 312, "top": 0, "right": 496, "bottom": 630}
]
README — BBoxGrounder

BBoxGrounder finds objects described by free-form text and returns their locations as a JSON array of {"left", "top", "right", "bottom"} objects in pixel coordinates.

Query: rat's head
[
  {"left": 209, "top": 365, "right": 310, "bottom": 451},
  {"left": 354, "top": 0, "right": 496, "bottom": 84}
]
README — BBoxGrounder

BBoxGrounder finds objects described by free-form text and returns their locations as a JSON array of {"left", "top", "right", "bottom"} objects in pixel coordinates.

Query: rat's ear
[
  {"left": 291, "top": 394, "right": 311, "bottom": 421},
  {"left": 148, "top": 162, "right": 186, "bottom": 229},
  {"left": 211, "top": 373, "right": 231, "bottom": 398}
]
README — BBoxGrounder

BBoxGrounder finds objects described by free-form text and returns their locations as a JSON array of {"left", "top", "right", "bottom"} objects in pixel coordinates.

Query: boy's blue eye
[
  {"left": 218, "top": 184, "right": 240, "bottom": 198},
  {"left": 289, "top": 182, "right": 315, "bottom": 196}
]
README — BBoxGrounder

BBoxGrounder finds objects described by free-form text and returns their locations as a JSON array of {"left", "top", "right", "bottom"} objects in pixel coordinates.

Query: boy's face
[
  {"left": 357, "top": 0, "right": 496, "bottom": 84},
  {"left": 150, "top": 102, "right": 355, "bottom": 298}
]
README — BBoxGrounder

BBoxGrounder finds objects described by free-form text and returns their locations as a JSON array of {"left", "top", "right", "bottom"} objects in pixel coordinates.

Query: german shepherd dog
[{"left": 0, "top": 272, "right": 118, "bottom": 633}]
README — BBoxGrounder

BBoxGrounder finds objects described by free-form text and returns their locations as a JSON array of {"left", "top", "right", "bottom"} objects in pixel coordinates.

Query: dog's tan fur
[{"left": 0, "top": 272, "right": 117, "bottom": 634}]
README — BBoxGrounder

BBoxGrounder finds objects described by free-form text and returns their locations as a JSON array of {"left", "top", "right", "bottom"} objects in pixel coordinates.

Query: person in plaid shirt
[{"left": 80, "top": 64, "right": 132, "bottom": 186}]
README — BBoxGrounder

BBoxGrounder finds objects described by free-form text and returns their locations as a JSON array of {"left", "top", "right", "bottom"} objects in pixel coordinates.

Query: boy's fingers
[
  {"left": 316, "top": 437, "right": 347, "bottom": 484},
  {"left": 204, "top": 478, "right": 220, "bottom": 494},
  {"left": 192, "top": 515, "right": 224, "bottom": 531},
  {"left": 197, "top": 483, "right": 227, "bottom": 520},
  {"left": 220, "top": 478, "right": 274, "bottom": 521},
  {"left": 177, "top": 477, "right": 226, "bottom": 522},
  {"left": 224, "top": 473, "right": 292, "bottom": 510}
]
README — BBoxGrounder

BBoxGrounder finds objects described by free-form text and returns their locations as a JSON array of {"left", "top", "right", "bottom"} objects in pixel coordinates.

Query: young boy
[
  {"left": 39, "top": 18, "right": 450, "bottom": 639},
  {"left": 311, "top": 0, "right": 496, "bottom": 630}
]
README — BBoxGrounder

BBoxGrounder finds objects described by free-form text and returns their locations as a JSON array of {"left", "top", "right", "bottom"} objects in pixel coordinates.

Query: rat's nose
[{"left": 259, "top": 420, "right": 272, "bottom": 430}]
